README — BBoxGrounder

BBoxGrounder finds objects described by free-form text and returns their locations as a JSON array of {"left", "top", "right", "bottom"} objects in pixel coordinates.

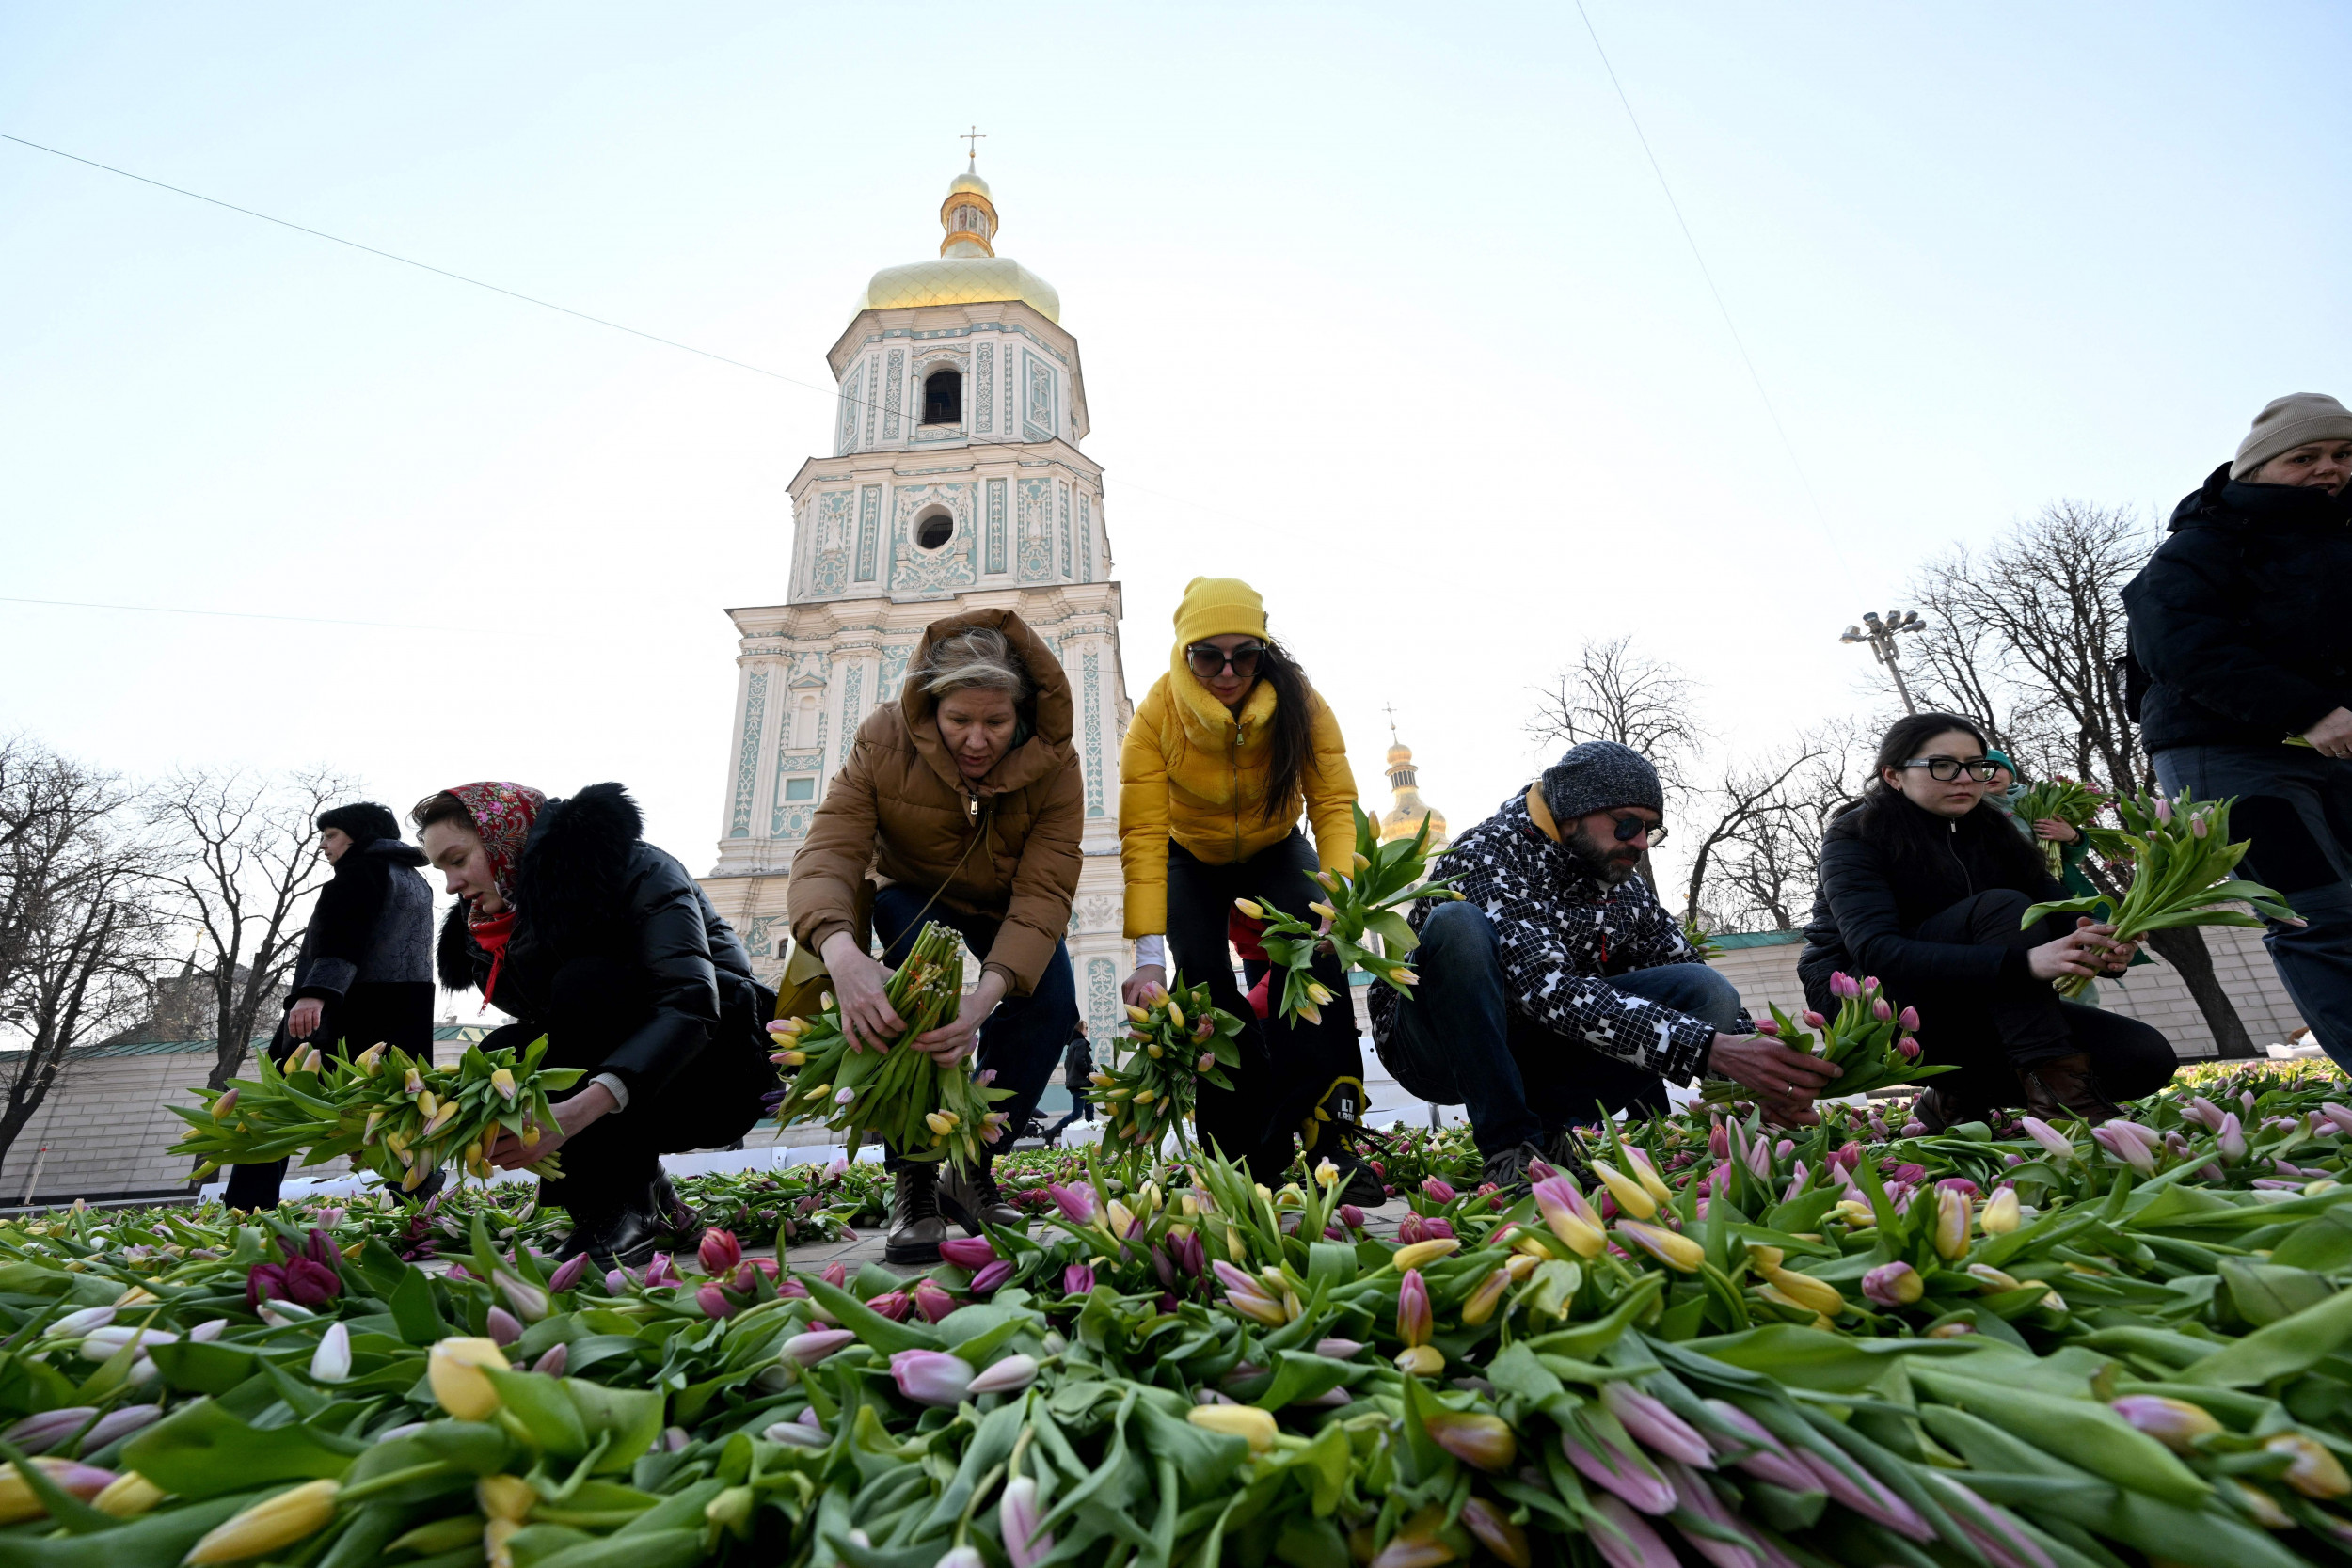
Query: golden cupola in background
[
  {"left": 856, "top": 161, "right": 1062, "bottom": 322},
  {"left": 1378, "top": 721, "right": 1450, "bottom": 849}
]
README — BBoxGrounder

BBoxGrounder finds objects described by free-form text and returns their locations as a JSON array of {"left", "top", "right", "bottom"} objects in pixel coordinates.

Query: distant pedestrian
[
  {"left": 2125, "top": 393, "right": 2352, "bottom": 1068},
  {"left": 1049, "top": 1021, "right": 1095, "bottom": 1140},
  {"left": 223, "top": 802, "right": 434, "bottom": 1210}
]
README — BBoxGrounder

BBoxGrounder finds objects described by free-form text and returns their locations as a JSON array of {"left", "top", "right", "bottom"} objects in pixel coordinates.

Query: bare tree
[
  {"left": 1677, "top": 742, "right": 1824, "bottom": 928},
  {"left": 1527, "top": 636, "right": 1706, "bottom": 795},
  {"left": 147, "top": 768, "right": 349, "bottom": 1092},
  {"left": 0, "top": 746, "right": 165, "bottom": 1174},
  {"left": 1708, "top": 723, "right": 1875, "bottom": 931},
  {"left": 1910, "top": 503, "right": 2257, "bottom": 1057}
]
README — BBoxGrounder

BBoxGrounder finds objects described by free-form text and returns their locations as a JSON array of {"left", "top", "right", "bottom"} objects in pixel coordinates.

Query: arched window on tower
[{"left": 921, "top": 369, "right": 962, "bottom": 426}]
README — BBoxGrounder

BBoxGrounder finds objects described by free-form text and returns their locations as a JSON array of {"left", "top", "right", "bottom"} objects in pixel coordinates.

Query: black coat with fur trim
[{"left": 438, "top": 784, "right": 759, "bottom": 1099}]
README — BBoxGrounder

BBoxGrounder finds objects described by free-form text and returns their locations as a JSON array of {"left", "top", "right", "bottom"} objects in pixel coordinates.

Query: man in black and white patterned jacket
[{"left": 1371, "top": 742, "right": 1842, "bottom": 1188}]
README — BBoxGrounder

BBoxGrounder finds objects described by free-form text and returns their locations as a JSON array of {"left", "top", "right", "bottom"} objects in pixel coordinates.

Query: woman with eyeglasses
[
  {"left": 1117, "top": 577, "right": 1379, "bottom": 1198},
  {"left": 1797, "top": 711, "right": 2177, "bottom": 1129}
]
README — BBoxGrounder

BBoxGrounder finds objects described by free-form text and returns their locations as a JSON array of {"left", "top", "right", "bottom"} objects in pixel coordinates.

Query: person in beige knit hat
[
  {"left": 2231, "top": 392, "right": 2352, "bottom": 486},
  {"left": 2124, "top": 394, "right": 2352, "bottom": 1071}
]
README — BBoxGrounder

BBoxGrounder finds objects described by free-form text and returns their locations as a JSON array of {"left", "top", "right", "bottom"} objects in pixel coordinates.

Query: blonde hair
[{"left": 918, "top": 626, "right": 1032, "bottom": 703}]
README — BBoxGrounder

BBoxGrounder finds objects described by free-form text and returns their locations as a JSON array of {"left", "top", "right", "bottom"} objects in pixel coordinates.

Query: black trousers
[
  {"left": 222, "top": 982, "right": 435, "bottom": 1210},
  {"left": 1165, "top": 832, "right": 1364, "bottom": 1182},
  {"left": 492, "top": 958, "right": 771, "bottom": 1216},
  {"left": 1815, "top": 889, "right": 2178, "bottom": 1111}
]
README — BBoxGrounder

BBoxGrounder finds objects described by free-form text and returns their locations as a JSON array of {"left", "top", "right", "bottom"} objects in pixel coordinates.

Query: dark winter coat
[
  {"left": 1368, "top": 787, "right": 1720, "bottom": 1082},
  {"left": 2124, "top": 464, "right": 2352, "bottom": 752},
  {"left": 277, "top": 838, "right": 434, "bottom": 1061},
  {"left": 1797, "top": 798, "right": 2066, "bottom": 1007},
  {"left": 438, "top": 783, "right": 765, "bottom": 1101}
]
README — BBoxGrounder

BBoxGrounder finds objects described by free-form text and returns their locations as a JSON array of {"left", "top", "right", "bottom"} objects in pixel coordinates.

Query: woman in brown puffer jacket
[{"left": 787, "top": 608, "right": 1083, "bottom": 1263}]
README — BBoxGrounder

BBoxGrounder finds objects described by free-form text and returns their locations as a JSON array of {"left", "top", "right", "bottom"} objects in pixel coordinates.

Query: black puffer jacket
[
  {"left": 2123, "top": 464, "right": 2352, "bottom": 752},
  {"left": 437, "top": 783, "right": 761, "bottom": 1098},
  {"left": 1797, "top": 798, "right": 2066, "bottom": 1008}
]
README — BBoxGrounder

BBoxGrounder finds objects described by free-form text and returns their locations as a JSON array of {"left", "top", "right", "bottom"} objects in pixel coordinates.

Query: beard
[{"left": 1565, "top": 824, "right": 1644, "bottom": 887}]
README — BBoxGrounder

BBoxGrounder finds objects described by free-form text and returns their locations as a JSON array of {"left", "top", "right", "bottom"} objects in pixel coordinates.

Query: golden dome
[
  {"left": 858, "top": 258, "right": 1061, "bottom": 323},
  {"left": 1376, "top": 732, "right": 1449, "bottom": 849},
  {"left": 853, "top": 166, "right": 1059, "bottom": 323}
]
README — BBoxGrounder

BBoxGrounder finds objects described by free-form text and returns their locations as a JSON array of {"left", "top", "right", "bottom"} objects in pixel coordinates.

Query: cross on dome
[{"left": 961, "top": 125, "right": 987, "bottom": 167}]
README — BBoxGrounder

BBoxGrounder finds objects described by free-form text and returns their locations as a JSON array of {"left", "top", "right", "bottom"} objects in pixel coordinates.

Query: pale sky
[{"left": 5, "top": 3, "right": 2347, "bottom": 909}]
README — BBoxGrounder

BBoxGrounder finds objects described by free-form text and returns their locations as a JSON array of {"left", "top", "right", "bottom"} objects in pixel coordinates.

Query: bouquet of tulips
[
  {"left": 1089, "top": 974, "right": 1244, "bottom": 1161},
  {"left": 2009, "top": 774, "right": 2108, "bottom": 874},
  {"left": 1699, "top": 971, "right": 1955, "bottom": 1107},
  {"left": 168, "top": 1038, "right": 581, "bottom": 1190},
  {"left": 1246, "top": 803, "right": 1459, "bottom": 1025},
  {"left": 2026, "top": 790, "right": 2296, "bottom": 999},
  {"left": 767, "top": 920, "right": 1012, "bottom": 1165}
]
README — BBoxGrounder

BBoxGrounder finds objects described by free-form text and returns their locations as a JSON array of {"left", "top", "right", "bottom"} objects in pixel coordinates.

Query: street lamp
[{"left": 1840, "top": 610, "right": 1927, "bottom": 714}]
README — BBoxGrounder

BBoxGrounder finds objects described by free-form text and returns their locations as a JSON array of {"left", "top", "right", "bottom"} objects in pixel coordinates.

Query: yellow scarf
[{"left": 1524, "top": 784, "right": 1563, "bottom": 843}]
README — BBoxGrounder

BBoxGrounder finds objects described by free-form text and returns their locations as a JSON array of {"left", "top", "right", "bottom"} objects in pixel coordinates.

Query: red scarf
[{"left": 469, "top": 908, "right": 518, "bottom": 1009}]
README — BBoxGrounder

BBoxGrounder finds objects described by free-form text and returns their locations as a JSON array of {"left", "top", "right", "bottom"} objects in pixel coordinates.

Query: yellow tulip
[
  {"left": 183, "top": 1480, "right": 341, "bottom": 1565},
  {"left": 477, "top": 1474, "right": 536, "bottom": 1524},
  {"left": 1460, "top": 1267, "right": 1513, "bottom": 1326},
  {"left": 1763, "top": 1267, "right": 1844, "bottom": 1318},
  {"left": 1187, "top": 1404, "right": 1278, "bottom": 1452},
  {"left": 428, "top": 1337, "right": 509, "bottom": 1419},
  {"left": 1393, "top": 1344, "right": 1445, "bottom": 1377},
  {"left": 1979, "top": 1188, "right": 2021, "bottom": 1234},
  {"left": 1232, "top": 898, "right": 1263, "bottom": 919},
  {"left": 1932, "top": 1189, "right": 1971, "bottom": 1261},
  {"left": 1309, "top": 902, "right": 1338, "bottom": 920},
  {"left": 1167, "top": 1000, "right": 1186, "bottom": 1029},
  {"left": 1391, "top": 1238, "right": 1461, "bottom": 1272},
  {"left": 1615, "top": 1220, "right": 1704, "bottom": 1273},
  {"left": 1592, "top": 1162, "right": 1657, "bottom": 1221},
  {"left": 489, "top": 1068, "right": 518, "bottom": 1102},
  {"left": 1127, "top": 1006, "right": 1152, "bottom": 1024},
  {"left": 92, "top": 1471, "right": 166, "bottom": 1517},
  {"left": 1625, "top": 1149, "right": 1674, "bottom": 1206},
  {"left": 485, "top": 1518, "right": 521, "bottom": 1568},
  {"left": 1351, "top": 852, "right": 1371, "bottom": 873},
  {"left": 416, "top": 1089, "right": 437, "bottom": 1119}
]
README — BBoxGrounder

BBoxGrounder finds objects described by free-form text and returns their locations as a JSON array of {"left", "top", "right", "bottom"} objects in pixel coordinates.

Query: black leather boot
[
  {"left": 884, "top": 1163, "right": 948, "bottom": 1264},
  {"left": 2016, "top": 1052, "right": 2122, "bottom": 1127},
  {"left": 937, "top": 1154, "right": 1025, "bottom": 1233},
  {"left": 554, "top": 1174, "right": 674, "bottom": 1269}
]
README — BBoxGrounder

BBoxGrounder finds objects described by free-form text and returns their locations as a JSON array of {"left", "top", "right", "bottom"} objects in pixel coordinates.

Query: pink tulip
[
  {"left": 1337, "top": 1204, "right": 1365, "bottom": 1229},
  {"left": 1397, "top": 1269, "right": 1432, "bottom": 1348},
  {"left": 1421, "top": 1177, "right": 1456, "bottom": 1204},
  {"left": 2091, "top": 1125, "right": 2155, "bottom": 1177},
  {"left": 1871, "top": 999, "right": 1893, "bottom": 1022},
  {"left": 2217, "top": 1112, "right": 2248, "bottom": 1163},
  {"left": 1589, "top": 1493, "right": 1681, "bottom": 1568},
  {"left": 1831, "top": 1141, "right": 1862, "bottom": 1171},
  {"left": 1830, "top": 973, "right": 1859, "bottom": 1000},
  {"left": 1892, "top": 1163, "right": 1927, "bottom": 1184},
  {"left": 1861, "top": 1261, "right": 1922, "bottom": 1307},
  {"left": 2155, "top": 797, "right": 2174, "bottom": 823},
  {"left": 1897, "top": 1038, "right": 1921, "bottom": 1060},
  {"left": 697, "top": 1283, "right": 738, "bottom": 1320},
  {"left": 1316, "top": 1338, "right": 1366, "bottom": 1359},
  {"left": 1062, "top": 1264, "right": 1096, "bottom": 1297},
  {"left": 2020, "top": 1117, "right": 2075, "bottom": 1164},
  {"left": 1045, "top": 1183, "right": 1097, "bottom": 1225},
  {"left": 867, "top": 1290, "right": 911, "bottom": 1322},
  {"left": 1000, "top": 1474, "right": 1054, "bottom": 1568},
  {"left": 1600, "top": 1381, "right": 1714, "bottom": 1468},
  {"left": 889, "top": 1348, "right": 975, "bottom": 1407},
  {"left": 1753, "top": 1017, "right": 1780, "bottom": 1037},
  {"left": 783, "top": 1328, "right": 855, "bottom": 1366},
  {"left": 1703, "top": 1401, "right": 1817, "bottom": 1493},
  {"left": 1802, "top": 1010, "right": 1828, "bottom": 1030},
  {"left": 970, "top": 1259, "right": 1015, "bottom": 1293},
  {"left": 1564, "top": 1431, "right": 1677, "bottom": 1514},
  {"left": 1396, "top": 1212, "right": 1430, "bottom": 1245},
  {"left": 1898, "top": 1006, "right": 1920, "bottom": 1032},
  {"left": 485, "top": 1306, "right": 522, "bottom": 1345},
  {"left": 1661, "top": 1459, "right": 1768, "bottom": 1568},
  {"left": 939, "top": 1236, "right": 996, "bottom": 1271},
  {"left": 1708, "top": 1119, "right": 1729, "bottom": 1160},
  {"left": 968, "top": 1354, "right": 1040, "bottom": 1396},
  {"left": 821, "top": 1261, "right": 848, "bottom": 1288},
  {"left": 604, "top": 1269, "right": 630, "bottom": 1293},
  {"left": 699, "top": 1227, "right": 743, "bottom": 1276},
  {"left": 531, "top": 1343, "right": 569, "bottom": 1375},
  {"left": 1861, "top": 976, "right": 1881, "bottom": 995},
  {"left": 2321, "top": 1101, "right": 2352, "bottom": 1138},
  {"left": 644, "top": 1253, "right": 682, "bottom": 1288},
  {"left": 1799, "top": 1450, "right": 1932, "bottom": 1541},
  {"left": 913, "top": 1280, "right": 958, "bottom": 1323}
]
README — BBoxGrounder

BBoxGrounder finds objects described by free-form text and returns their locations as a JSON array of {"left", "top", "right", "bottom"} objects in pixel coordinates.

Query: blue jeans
[
  {"left": 871, "top": 884, "right": 1075, "bottom": 1164},
  {"left": 1376, "top": 902, "right": 1741, "bottom": 1159},
  {"left": 2155, "top": 746, "right": 2352, "bottom": 1069}
]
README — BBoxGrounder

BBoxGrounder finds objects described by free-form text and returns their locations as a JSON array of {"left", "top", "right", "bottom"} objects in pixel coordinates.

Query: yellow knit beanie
[{"left": 1172, "top": 577, "right": 1267, "bottom": 647}]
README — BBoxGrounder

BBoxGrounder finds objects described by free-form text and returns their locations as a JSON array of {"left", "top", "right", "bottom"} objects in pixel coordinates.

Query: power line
[
  {"left": 1570, "top": 3, "right": 1835, "bottom": 541},
  {"left": 0, "top": 594, "right": 458, "bottom": 632}
]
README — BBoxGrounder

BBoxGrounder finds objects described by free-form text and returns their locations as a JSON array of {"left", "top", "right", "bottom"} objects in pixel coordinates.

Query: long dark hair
[
  {"left": 1839, "top": 711, "right": 2044, "bottom": 889},
  {"left": 1254, "top": 637, "right": 1316, "bottom": 827}
]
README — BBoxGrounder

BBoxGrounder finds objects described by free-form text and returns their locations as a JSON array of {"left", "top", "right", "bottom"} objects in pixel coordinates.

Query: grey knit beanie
[
  {"left": 2233, "top": 393, "right": 2352, "bottom": 480},
  {"left": 1539, "top": 741, "right": 1664, "bottom": 824}
]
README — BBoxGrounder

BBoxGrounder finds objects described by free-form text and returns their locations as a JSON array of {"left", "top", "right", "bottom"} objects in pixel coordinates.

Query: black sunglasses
[
  {"left": 1609, "top": 814, "right": 1666, "bottom": 846},
  {"left": 1185, "top": 641, "right": 1266, "bottom": 678}
]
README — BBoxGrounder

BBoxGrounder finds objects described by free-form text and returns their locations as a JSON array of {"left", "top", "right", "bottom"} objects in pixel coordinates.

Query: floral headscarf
[{"left": 445, "top": 781, "right": 546, "bottom": 911}]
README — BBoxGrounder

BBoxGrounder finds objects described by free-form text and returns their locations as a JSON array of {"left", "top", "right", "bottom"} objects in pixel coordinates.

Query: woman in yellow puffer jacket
[{"left": 1118, "top": 578, "right": 1379, "bottom": 1196}]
